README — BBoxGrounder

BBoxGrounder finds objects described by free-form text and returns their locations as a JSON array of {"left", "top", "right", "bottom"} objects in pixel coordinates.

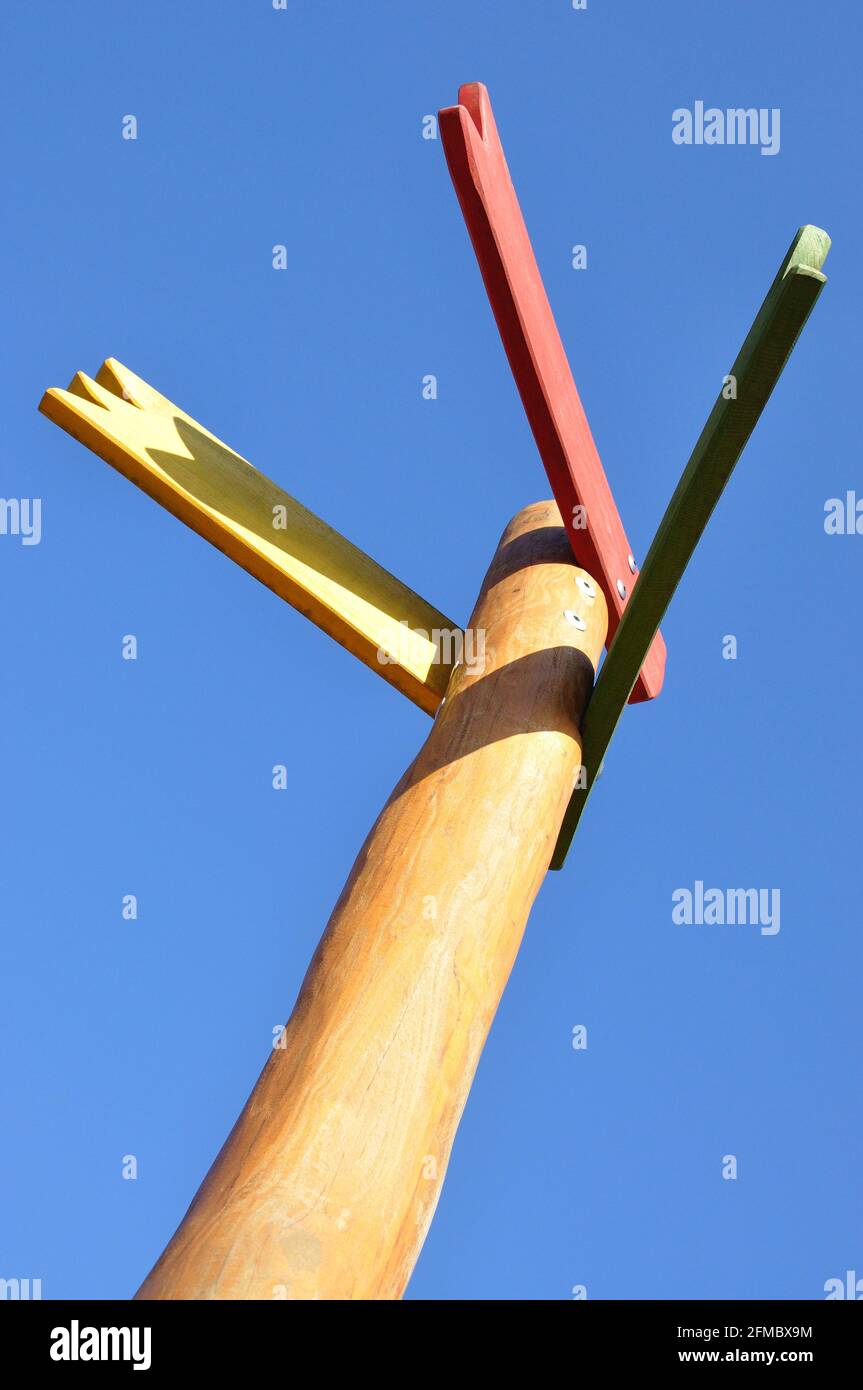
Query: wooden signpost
[{"left": 39, "top": 84, "right": 829, "bottom": 1299}]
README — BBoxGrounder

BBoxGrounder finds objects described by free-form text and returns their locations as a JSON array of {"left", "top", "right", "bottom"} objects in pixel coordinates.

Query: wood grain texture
[
  {"left": 551, "top": 226, "right": 830, "bottom": 868},
  {"left": 439, "top": 81, "right": 666, "bottom": 702},
  {"left": 135, "top": 500, "right": 607, "bottom": 1301},
  {"left": 39, "top": 359, "right": 457, "bottom": 714}
]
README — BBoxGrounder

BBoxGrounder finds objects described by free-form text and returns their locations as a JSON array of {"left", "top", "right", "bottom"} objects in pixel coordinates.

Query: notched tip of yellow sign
[{"left": 40, "top": 359, "right": 459, "bottom": 716}]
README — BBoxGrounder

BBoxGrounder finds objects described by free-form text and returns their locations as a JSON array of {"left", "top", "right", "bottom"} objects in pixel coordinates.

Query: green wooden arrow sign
[{"left": 551, "top": 225, "right": 830, "bottom": 869}]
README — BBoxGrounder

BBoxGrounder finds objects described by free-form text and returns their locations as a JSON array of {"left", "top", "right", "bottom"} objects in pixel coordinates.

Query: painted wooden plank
[
  {"left": 39, "top": 359, "right": 458, "bottom": 714},
  {"left": 439, "top": 81, "right": 666, "bottom": 703},
  {"left": 550, "top": 226, "right": 830, "bottom": 869}
]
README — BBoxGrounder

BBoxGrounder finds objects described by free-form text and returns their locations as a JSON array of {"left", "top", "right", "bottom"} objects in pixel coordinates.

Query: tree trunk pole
[{"left": 136, "top": 500, "right": 607, "bottom": 1301}]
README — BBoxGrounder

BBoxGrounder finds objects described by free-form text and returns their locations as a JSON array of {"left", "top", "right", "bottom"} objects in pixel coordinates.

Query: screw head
[
  {"left": 576, "top": 576, "right": 596, "bottom": 600},
  {"left": 563, "top": 609, "right": 587, "bottom": 631},
  {"left": 616, "top": 579, "right": 627, "bottom": 600},
  {"left": 627, "top": 553, "right": 637, "bottom": 574}
]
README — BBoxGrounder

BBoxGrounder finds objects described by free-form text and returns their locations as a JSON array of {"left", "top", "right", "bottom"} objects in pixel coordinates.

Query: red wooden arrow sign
[{"left": 439, "top": 82, "right": 666, "bottom": 702}]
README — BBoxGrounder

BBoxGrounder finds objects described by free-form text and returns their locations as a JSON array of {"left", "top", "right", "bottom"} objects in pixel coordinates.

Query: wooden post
[{"left": 136, "top": 501, "right": 607, "bottom": 1301}]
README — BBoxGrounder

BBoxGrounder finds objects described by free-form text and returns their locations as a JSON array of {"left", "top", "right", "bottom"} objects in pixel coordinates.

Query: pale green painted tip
[{"left": 787, "top": 226, "right": 831, "bottom": 276}]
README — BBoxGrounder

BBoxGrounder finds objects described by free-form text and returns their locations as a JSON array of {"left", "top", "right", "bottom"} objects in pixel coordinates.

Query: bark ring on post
[{"left": 136, "top": 499, "right": 607, "bottom": 1301}]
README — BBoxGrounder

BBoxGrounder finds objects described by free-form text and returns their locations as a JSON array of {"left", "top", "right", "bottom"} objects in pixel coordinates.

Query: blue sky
[{"left": 2, "top": 1, "right": 860, "bottom": 1300}]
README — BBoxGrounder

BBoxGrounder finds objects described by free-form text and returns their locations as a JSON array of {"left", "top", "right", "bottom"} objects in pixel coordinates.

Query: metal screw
[
  {"left": 616, "top": 579, "right": 627, "bottom": 600},
  {"left": 627, "top": 553, "right": 637, "bottom": 574},
  {"left": 563, "top": 609, "right": 586, "bottom": 631},
  {"left": 576, "top": 576, "right": 596, "bottom": 600}
]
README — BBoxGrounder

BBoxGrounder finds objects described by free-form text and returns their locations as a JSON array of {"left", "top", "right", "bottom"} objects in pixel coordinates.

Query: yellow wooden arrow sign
[{"left": 40, "top": 359, "right": 458, "bottom": 714}]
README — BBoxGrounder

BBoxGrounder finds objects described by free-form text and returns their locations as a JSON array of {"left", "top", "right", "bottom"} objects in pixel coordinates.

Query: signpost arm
[
  {"left": 551, "top": 226, "right": 830, "bottom": 868},
  {"left": 40, "top": 360, "right": 458, "bottom": 714}
]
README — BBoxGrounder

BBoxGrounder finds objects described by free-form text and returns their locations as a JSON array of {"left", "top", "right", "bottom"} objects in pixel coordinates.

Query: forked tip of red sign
[{"left": 439, "top": 82, "right": 491, "bottom": 142}]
